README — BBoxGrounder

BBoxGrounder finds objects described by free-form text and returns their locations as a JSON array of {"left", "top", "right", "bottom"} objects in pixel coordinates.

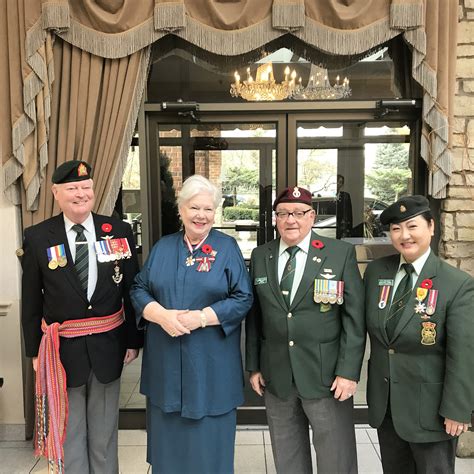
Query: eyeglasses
[{"left": 275, "top": 209, "right": 313, "bottom": 220}]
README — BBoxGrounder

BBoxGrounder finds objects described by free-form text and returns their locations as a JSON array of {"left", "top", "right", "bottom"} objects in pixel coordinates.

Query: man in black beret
[
  {"left": 21, "top": 160, "right": 143, "bottom": 473},
  {"left": 364, "top": 194, "right": 474, "bottom": 473},
  {"left": 246, "top": 185, "right": 365, "bottom": 473}
]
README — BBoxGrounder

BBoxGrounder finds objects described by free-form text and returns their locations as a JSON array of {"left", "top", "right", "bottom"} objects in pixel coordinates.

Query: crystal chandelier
[
  {"left": 290, "top": 65, "right": 351, "bottom": 100},
  {"left": 230, "top": 62, "right": 298, "bottom": 102}
]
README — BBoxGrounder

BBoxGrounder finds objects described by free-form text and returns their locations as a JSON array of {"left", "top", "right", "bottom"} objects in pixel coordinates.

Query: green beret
[
  {"left": 380, "top": 195, "right": 431, "bottom": 225},
  {"left": 52, "top": 160, "right": 92, "bottom": 184}
]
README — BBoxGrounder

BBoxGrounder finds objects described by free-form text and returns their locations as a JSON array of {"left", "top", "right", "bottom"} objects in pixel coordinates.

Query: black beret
[
  {"left": 273, "top": 186, "right": 312, "bottom": 210},
  {"left": 380, "top": 195, "right": 431, "bottom": 225},
  {"left": 52, "top": 160, "right": 92, "bottom": 184}
]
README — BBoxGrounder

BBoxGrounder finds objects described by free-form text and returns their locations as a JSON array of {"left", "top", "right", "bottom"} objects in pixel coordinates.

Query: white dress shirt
[
  {"left": 64, "top": 213, "right": 98, "bottom": 300},
  {"left": 278, "top": 231, "right": 312, "bottom": 304},
  {"left": 391, "top": 247, "right": 431, "bottom": 303}
]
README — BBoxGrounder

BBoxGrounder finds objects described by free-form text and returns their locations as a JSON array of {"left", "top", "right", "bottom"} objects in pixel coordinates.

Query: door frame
[{"left": 124, "top": 100, "right": 422, "bottom": 427}]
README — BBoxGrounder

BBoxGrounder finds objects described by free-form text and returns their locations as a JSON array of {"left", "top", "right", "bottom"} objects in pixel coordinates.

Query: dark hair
[{"left": 420, "top": 210, "right": 434, "bottom": 223}]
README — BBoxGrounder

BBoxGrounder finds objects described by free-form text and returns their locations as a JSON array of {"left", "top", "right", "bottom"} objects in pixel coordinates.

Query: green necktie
[
  {"left": 72, "top": 224, "right": 89, "bottom": 293},
  {"left": 280, "top": 246, "right": 300, "bottom": 307},
  {"left": 386, "top": 263, "right": 415, "bottom": 340}
]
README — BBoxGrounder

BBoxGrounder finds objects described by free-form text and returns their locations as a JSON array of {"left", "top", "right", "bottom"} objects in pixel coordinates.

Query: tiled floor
[{"left": 1, "top": 427, "right": 473, "bottom": 473}]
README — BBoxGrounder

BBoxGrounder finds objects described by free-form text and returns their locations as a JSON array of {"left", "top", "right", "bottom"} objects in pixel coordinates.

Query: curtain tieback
[{"left": 34, "top": 308, "right": 124, "bottom": 473}]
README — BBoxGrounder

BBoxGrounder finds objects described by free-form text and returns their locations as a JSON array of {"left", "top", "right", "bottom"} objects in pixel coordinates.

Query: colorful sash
[{"left": 34, "top": 308, "right": 124, "bottom": 473}]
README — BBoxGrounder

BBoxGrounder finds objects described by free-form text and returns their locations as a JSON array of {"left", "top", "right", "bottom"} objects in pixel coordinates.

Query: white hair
[{"left": 177, "top": 175, "right": 222, "bottom": 209}]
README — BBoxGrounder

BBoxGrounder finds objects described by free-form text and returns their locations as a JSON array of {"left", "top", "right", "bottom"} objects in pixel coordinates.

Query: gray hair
[{"left": 177, "top": 175, "right": 222, "bottom": 209}]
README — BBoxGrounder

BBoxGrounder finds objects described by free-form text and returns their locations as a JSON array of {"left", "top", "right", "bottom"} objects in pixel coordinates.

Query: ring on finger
[{"left": 170, "top": 332, "right": 176, "bottom": 337}]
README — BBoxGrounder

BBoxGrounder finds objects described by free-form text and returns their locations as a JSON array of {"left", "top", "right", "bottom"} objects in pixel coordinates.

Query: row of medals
[{"left": 48, "top": 256, "right": 67, "bottom": 270}]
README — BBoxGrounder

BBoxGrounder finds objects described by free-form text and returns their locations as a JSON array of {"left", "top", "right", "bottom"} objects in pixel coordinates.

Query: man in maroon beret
[{"left": 246, "top": 185, "right": 365, "bottom": 473}]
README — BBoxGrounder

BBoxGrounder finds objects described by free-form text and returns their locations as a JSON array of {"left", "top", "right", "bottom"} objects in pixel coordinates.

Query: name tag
[
  {"left": 378, "top": 279, "right": 394, "bottom": 286},
  {"left": 254, "top": 277, "right": 267, "bottom": 285}
]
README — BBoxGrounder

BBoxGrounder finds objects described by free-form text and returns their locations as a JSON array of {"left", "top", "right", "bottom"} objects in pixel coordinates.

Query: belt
[{"left": 34, "top": 307, "right": 124, "bottom": 473}]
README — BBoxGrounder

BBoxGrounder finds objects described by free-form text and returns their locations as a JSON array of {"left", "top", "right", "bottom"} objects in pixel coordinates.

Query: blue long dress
[{"left": 131, "top": 229, "right": 253, "bottom": 473}]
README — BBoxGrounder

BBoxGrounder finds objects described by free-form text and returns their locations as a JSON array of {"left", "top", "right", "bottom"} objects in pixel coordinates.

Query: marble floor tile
[
  {"left": 118, "top": 445, "right": 149, "bottom": 473},
  {"left": 357, "top": 443, "right": 383, "bottom": 473},
  {"left": 118, "top": 429, "right": 147, "bottom": 446},
  {"left": 356, "top": 428, "right": 372, "bottom": 443},
  {"left": 235, "top": 429, "right": 265, "bottom": 445},
  {"left": 0, "top": 448, "right": 37, "bottom": 474},
  {"left": 234, "top": 445, "right": 266, "bottom": 473}
]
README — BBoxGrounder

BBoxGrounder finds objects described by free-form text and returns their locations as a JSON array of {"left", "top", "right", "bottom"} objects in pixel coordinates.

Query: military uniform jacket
[
  {"left": 364, "top": 251, "right": 474, "bottom": 443},
  {"left": 245, "top": 232, "right": 366, "bottom": 400},
  {"left": 21, "top": 213, "right": 143, "bottom": 387}
]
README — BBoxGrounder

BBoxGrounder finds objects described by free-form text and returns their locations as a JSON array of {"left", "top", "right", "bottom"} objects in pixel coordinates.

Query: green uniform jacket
[
  {"left": 245, "top": 232, "right": 366, "bottom": 400},
  {"left": 364, "top": 251, "right": 474, "bottom": 443}
]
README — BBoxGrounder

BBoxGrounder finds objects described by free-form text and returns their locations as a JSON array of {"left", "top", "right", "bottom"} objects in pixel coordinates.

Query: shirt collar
[
  {"left": 279, "top": 230, "right": 312, "bottom": 257},
  {"left": 64, "top": 213, "right": 94, "bottom": 234},
  {"left": 398, "top": 247, "right": 431, "bottom": 276}
]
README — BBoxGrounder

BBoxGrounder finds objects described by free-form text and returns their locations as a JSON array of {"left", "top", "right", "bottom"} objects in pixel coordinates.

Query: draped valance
[{"left": 1, "top": 0, "right": 457, "bottom": 222}]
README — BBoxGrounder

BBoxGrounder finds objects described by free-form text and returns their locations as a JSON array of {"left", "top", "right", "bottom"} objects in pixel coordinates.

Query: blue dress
[{"left": 131, "top": 229, "right": 253, "bottom": 473}]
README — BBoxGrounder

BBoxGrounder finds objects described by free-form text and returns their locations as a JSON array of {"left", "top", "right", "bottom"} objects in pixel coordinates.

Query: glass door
[{"left": 288, "top": 116, "right": 421, "bottom": 420}]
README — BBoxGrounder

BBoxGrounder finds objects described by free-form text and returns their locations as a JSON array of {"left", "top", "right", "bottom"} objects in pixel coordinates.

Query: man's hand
[
  {"left": 124, "top": 349, "right": 139, "bottom": 365},
  {"left": 330, "top": 376, "right": 357, "bottom": 401},
  {"left": 249, "top": 371, "right": 266, "bottom": 396},
  {"left": 444, "top": 418, "right": 469, "bottom": 437},
  {"left": 32, "top": 357, "right": 38, "bottom": 372}
]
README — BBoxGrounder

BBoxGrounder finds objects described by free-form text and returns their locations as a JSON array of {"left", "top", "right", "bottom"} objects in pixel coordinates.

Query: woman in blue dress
[{"left": 131, "top": 175, "right": 253, "bottom": 474}]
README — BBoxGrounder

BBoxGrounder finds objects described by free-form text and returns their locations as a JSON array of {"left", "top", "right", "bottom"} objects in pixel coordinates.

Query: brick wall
[{"left": 440, "top": 0, "right": 474, "bottom": 275}]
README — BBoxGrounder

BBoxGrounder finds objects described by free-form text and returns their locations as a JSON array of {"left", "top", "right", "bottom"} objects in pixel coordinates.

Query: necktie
[
  {"left": 280, "top": 246, "right": 300, "bottom": 307},
  {"left": 72, "top": 224, "right": 89, "bottom": 293},
  {"left": 386, "top": 263, "right": 415, "bottom": 340}
]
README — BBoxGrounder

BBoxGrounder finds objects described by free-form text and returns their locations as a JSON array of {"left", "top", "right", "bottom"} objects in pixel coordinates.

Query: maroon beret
[{"left": 273, "top": 186, "right": 312, "bottom": 210}]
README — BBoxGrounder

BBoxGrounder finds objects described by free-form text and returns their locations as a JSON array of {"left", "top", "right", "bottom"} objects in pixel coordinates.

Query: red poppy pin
[
  {"left": 202, "top": 244, "right": 213, "bottom": 255},
  {"left": 421, "top": 279, "right": 433, "bottom": 289},
  {"left": 311, "top": 239, "right": 324, "bottom": 249},
  {"left": 102, "top": 223, "right": 112, "bottom": 233}
]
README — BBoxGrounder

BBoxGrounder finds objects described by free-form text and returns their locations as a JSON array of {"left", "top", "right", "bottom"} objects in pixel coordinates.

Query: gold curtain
[
  {"left": 1, "top": 0, "right": 459, "bottom": 226},
  {"left": 20, "top": 39, "right": 150, "bottom": 227}
]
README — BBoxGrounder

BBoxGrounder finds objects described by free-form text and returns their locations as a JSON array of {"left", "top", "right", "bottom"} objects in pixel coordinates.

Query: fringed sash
[{"left": 34, "top": 308, "right": 124, "bottom": 473}]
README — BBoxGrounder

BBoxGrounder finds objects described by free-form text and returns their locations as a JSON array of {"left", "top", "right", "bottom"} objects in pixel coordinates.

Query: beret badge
[
  {"left": 78, "top": 163, "right": 88, "bottom": 177},
  {"left": 400, "top": 205, "right": 407, "bottom": 213},
  {"left": 292, "top": 187, "right": 301, "bottom": 198}
]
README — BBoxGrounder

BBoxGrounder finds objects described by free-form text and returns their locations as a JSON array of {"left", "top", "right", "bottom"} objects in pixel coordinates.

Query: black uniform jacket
[{"left": 21, "top": 213, "right": 143, "bottom": 387}]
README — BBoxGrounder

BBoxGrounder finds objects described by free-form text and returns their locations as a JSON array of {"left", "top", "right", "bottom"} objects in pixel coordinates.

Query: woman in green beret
[{"left": 364, "top": 195, "right": 474, "bottom": 473}]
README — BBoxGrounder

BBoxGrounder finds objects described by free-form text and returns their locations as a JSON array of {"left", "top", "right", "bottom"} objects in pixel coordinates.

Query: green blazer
[
  {"left": 245, "top": 232, "right": 366, "bottom": 400},
  {"left": 364, "top": 251, "right": 474, "bottom": 443}
]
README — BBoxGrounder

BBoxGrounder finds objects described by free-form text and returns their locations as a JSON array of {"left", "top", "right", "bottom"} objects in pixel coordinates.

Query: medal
[
  {"left": 184, "top": 234, "right": 208, "bottom": 267},
  {"left": 421, "top": 321, "right": 436, "bottom": 345},
  {"left": 378, "top": 285, "right": 391, "bottom": 309},
  {"left": 195, "top": 256, "right": 215, "bottom": 272},
  {"left": 414, "top": 285, "right": 429, "bottom": 315},
  {"left": 112, "top": 261, "right": 123, "bottom": 285},
  {"left": 425, "top": 289, "right": 438, "bottom": 315},
  {"left": 415, "top": 302, "right": 427, "bottom": 314},
  {"left": 47, "top": 244, "right": 67, "bottom": 270},
  {"left": 95, "top": 238, "right": 131, "bottom": 262}
]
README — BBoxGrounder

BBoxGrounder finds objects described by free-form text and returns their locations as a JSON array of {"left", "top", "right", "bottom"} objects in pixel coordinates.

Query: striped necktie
[
  {"left": 386, "top": 263, "right": 415, "bottom": 340},
  {"left": 280, "top": 246, "right": 300, "bottom": 307},
  {"left": 72, "top": 224, "right": 89, "bottom": 293}
]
